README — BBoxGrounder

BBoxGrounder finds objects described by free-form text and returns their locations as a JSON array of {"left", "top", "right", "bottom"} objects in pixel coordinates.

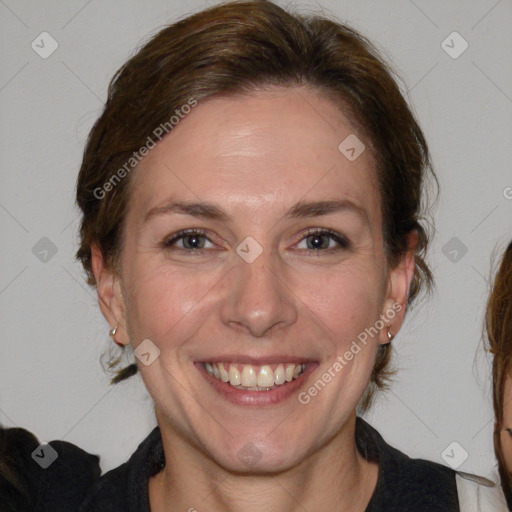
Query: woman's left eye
[{"left": 296, "top": 229, "right": 350, "bottom": 253}]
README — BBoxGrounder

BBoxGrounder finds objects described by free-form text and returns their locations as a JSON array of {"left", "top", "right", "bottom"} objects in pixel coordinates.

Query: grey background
[{"left": 1, "top": 0, "right": 511, "bottom": 478}]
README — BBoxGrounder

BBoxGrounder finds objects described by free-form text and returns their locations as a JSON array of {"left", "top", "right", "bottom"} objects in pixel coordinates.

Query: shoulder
[
  {"left": 356, "top": 417, "right": 508, "bottom": 511},
  {"left": 357, "top": 417, "right": 458, "bottom": 510},
  {"left": 78, "top": 459, "right": 131, "bottom": 511},
  {"left": 79, "top": 425, "right": 163, "bottom": 512},
  {"left": 0, "top": 424, "right": 101, "bottom": 512}
]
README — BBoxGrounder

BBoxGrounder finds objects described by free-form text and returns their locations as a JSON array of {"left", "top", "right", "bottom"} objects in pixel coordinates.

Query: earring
[
  {"left": 386, "top": 325, "right": 394, "bottom": 342},
  {"left": 109, "top": 325, "right": 124, "bottom": 347}
]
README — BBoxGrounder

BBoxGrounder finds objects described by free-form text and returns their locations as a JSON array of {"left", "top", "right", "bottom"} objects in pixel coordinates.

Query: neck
[{"left": 149, "top": 412, "right": 378, "bottom": 512}]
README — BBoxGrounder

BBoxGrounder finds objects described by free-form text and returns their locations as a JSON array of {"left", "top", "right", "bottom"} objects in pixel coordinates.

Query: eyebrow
[{"left": 144, "top": 198, "right": 368, "bottom": 224}]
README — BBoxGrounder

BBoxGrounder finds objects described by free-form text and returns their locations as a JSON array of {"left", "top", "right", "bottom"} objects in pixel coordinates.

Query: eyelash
[{"left": 161, "top": 228, "right": 350, "bottom": 255}]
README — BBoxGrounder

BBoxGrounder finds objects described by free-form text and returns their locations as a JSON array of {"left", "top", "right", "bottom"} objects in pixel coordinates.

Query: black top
[
  {"left": 0, "top": 426, "right": 100, "bottom": 512},
  {"left": 1, "top": 418, "right": 460, "bottom": 511}
]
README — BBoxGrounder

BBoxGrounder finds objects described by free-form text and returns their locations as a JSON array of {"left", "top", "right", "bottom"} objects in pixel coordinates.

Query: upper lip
[{"left": 196, "top": 355, "right": 316, "bottom": 365}]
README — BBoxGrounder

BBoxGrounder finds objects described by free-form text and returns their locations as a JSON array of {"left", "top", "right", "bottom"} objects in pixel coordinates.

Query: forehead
[{"left": 129, "top": 86, "right": 380, "bottom": 224}]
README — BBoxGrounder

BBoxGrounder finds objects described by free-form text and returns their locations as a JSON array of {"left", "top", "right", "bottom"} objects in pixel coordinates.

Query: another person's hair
[
  {"left": 487, "top": 240, "right": 512, "bottom": 508},
  {"left": 0, "top": 425, "right": 38, "bottom": 511},
  {"left": 75, "top": 0, "right": 436, "bottom": 407}
]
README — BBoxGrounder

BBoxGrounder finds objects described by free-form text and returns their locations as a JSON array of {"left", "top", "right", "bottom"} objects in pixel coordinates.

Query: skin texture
[{"left": 92, "top": 86, "right": 416, "bottom": 512}]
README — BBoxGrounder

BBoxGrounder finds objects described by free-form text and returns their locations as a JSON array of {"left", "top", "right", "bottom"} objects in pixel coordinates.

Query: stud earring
[{"left": 386, "top": 326, "right": 394, "bottom": 342}]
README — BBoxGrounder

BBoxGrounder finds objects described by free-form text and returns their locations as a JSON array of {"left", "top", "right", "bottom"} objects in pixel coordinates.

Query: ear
[
  {"left": 378, "top": 231, "right": 418, "bottom": 345},
  {"left": 91, "top": 243, "right": 129, "bottom": 346}
]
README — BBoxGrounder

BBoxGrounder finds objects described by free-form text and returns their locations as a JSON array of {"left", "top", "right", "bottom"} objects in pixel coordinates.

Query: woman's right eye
[{"left": 162, "top": 229, "right": 215, "bottom": 251}]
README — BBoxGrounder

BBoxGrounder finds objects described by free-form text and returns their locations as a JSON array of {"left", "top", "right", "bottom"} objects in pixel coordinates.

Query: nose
[{"left": 220, "top": 248, "right": 298, "bottom": 338}]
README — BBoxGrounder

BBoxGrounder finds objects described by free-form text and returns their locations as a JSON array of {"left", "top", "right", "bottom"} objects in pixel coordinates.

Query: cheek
[
  {"left": 123, "top": 263, "right": 213, "bottom": 344},
  {"left": 300, "top": 266, "right": 383, "bottom": 343}
]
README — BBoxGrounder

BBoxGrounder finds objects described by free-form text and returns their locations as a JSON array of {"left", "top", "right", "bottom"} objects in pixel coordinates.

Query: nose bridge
[{"left": 221, "top": 243, "right": 297, "bottom": 337}]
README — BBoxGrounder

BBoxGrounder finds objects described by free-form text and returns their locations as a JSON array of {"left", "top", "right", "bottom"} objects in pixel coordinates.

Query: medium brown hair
[
  {"left": 487, "top": 240, "right": 512, "bottom": 508},
  {"left": 75, "top": 0, "right": 436, "bottom": 405}
]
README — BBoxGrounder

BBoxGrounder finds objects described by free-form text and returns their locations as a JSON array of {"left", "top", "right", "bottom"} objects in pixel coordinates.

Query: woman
[
  {"left": 73, "top": 1, "right": 507, "bottom": 510},
  {"left": 488, "top": 240, "right": 512, "bottom": 509},
  {"left": 1, "top": 1, "right": 506, "bottom": 510}
]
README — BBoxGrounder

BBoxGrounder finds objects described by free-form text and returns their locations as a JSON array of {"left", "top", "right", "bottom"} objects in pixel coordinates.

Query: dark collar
[
  {"left": 355, "top": 417, "right": 459, "bottom": 510},
  {"left": 81, "top": 417, "right": 459, "bottom": 511}
]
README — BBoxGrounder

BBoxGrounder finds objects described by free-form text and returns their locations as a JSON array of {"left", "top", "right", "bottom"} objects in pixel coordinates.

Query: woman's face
[{"left": 94, "top": 86, "right": 413, "bottom": 472}]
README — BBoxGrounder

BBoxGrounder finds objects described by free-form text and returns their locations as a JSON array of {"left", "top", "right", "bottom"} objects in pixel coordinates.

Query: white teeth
[
  {"left": 241, "top": 365, "right": 257, "bottom": 387},
  {"left": 257, "top": 365, "right": 274, "bottom": 387},
  {"left": 274, "top": 364, "right": 285, "bottom": 385},
  {"left": 218, "top": 362, "right": 229, "bottom": 383},
  {"left": 205, "top": 362, "right": 306, "bottom": 389},
  {"left": 229, "top": 365, "right": 241, "bottom": 385}
]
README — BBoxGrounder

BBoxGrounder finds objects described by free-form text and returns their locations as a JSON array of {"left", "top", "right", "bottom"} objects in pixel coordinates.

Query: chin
[{"left": 211, "top": 443, "right": 304, "bottom": 475}]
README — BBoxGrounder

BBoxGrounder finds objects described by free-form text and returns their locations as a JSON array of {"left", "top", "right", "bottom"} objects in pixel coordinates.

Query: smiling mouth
[{"left": 202, "top": 362, "right": 306, "bottom": 391}]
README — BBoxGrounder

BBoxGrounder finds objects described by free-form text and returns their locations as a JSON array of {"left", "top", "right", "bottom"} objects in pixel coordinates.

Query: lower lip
[{"left": 196, "top": 363, "right": 317, "bottom": 406}]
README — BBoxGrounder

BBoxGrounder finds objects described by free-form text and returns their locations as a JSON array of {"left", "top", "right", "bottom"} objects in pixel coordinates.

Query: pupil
[
  {"left": 186, "top": 235, "right": 201, "bottom": 249},
  {"left": 309, "top": 235, "right": 325, "bottom": 249}
]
